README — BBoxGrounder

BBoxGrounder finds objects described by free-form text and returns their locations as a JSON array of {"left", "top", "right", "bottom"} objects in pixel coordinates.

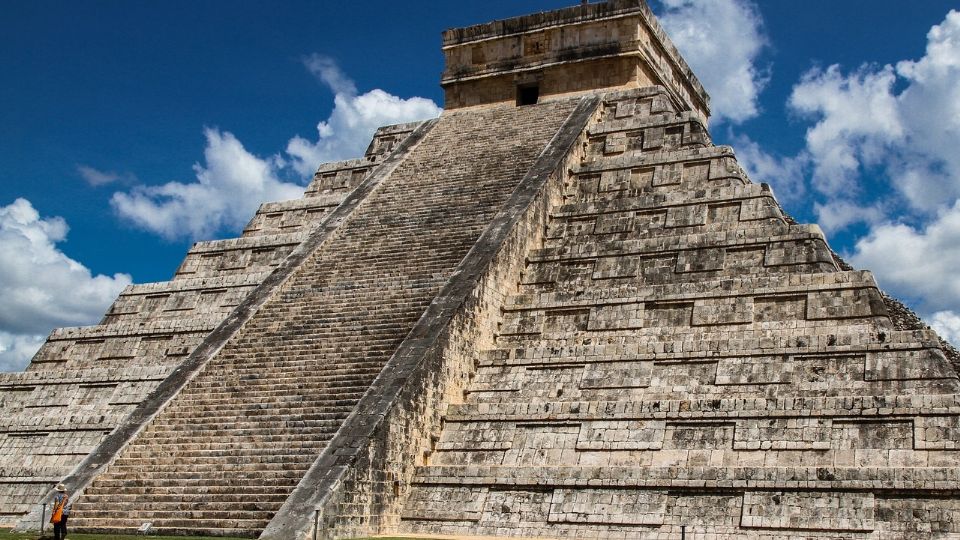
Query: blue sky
[{"left": 2, "top": 0, "right": 959, "bottom": 370}]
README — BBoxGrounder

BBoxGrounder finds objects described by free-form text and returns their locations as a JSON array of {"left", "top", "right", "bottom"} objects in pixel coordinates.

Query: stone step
[
  {"left": 411, "top": 464, "right": 960, "bottom": 492},
  {"left": 122, "top": 447, "right": 320, "bottom": 460},
  {"left": 71, "top": 519, "right": 266, "bottom": 538},
  {"left": 107, "top": 457, "right": 315, "bottom": 473},
  {"left": 48, "top": 318, "right": 219, "bottom": 341},
  {"left": 480, "top": 328, "right": 943, "bottom": 367},
  {"left": 125, "top": 430, "right": 326, "bottom": 444},
  {"left": 552, "top": 182, "right": 773, "bottom": 220},
  {"left": 528, "top": 223, "right": 827, "bottom": 263}
]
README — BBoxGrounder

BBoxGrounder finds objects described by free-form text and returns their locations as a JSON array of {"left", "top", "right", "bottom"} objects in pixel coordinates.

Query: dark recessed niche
[{"left": 517, "top": 84, "right": 540, "bottom": 106}]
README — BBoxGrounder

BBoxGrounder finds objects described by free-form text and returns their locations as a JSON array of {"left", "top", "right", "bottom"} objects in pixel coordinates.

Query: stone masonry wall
[{"left": 398, "top": 87, "right": 960, "bottom": 539}]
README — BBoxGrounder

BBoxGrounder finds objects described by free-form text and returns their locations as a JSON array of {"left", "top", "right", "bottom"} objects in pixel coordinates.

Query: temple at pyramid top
[{"left": 441, "top": 0, "right": 710, "bottom": 117}]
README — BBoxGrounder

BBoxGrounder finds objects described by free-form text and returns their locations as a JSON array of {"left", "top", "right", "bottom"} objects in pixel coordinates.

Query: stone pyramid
[{"left": 4, "top": 1, "right": 960, "bottom": 539}]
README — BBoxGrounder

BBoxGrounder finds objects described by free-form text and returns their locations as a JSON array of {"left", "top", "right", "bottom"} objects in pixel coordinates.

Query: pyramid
[{"left": 4, "top": 1, "right": 960, "bottom": 538}]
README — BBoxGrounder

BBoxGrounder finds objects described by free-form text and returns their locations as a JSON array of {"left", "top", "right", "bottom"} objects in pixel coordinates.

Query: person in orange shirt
[{"left": 50, "top": 483, "right": 71, "bottom": 540}]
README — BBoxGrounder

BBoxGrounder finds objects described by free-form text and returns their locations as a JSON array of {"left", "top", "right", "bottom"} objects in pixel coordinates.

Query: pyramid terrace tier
[
  {"left": 102, "top": 272, "right": 271, "bottom": 325},
  {"left": 500, "top": 271, "right": 889, "bottom": 342},
  {"left": 568, "top": 149, "right": 753, "bottom": 209},
  {"left": 467, "top": 350, "right": 957, "bottom": 404},
  {"left": 544, "top": 200, "right": 788, "bottom": 248},
  {"left": 302, "top": 121, "right": 421, "bottom": 198},
  {"left": 401, "top": 472, "right": 960, "bottom": 538},
  {"left": 242, "top": 194, "right": 344, "bottom": 237},
  {"left": 173, "top": 231, "right": 308, "bottom": 280},
  {"left": 68, "top": 98, "right": 584, "bottom": 536},
  {"left": 481, "top": 327, "right": 945, "bottom": 365},
  {"left": 581, "top": 113, "right": 712, "bottom": 164},
  {"left": 527, "top": 222, "right": 832, "bottom": 264}
]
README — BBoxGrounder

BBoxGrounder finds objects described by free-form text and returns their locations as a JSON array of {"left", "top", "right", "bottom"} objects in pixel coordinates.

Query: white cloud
[
  {"left": 788, "top": 10, "right": 960, "bottom": 346},
  {"left": 111, "top": 129, "right": 304, "bottom": 240},
  {"left": 789, "top": 65, "right": 903, "bottom": 197},
  {"left": 285, "top": 55, "right": 442, "bottom": 176},
  {"left": 814, "top": 200, "right": 887, "bottom": 234},
  {"left": 0, "top": 198, "right": 131, "bottom": 371},
  {"left": 0, "top": 333, "right": 46, "bottom": 373},
  {"left": 729, "top": 134, "right": 808, "bottom": 204},
  {"left": 848, "top": 201, "right": 960, "bottom": 314},
  {"left": 111, "top": 57, "right": 442, "bottom": 238},
  {"left": 931, "top": 311, "right": 960, "bottom": 347},
  {"left": 659, "top": 0, "right": 769, "bottom": 124},
  {"left": 77, "top": 165, "right": 136, "bottom": 187},
  {"left": 789, "top": 10, "right": 960, "bottom": 210}
]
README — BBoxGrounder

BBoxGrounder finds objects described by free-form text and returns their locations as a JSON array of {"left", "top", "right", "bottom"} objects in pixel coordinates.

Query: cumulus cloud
[
  {"left": 814, "top": 200, "right": 887, "bottom": 234},
  {"left": 848, "top": 201, "right": 960, "bottom": 314},
  {"left": 729, "top": 134, "right": 808, "bottom": 204},
  {"left": 789, "top": 65, "right": 903, "bottom": 197},
  {"left": 111, "top": 56, "right": 441, "bottom": 239},
  {"left": 659, "top": 0, "right": 769, "bottom": 124},
  {"left": 789, "top": 10, "right": 960, "bottom": 344},
  {"left": 111, "top": 129, "right": 304, "bottom": 240},
  {"left": 931, "top": 311, "right": 960, "bottom": 347},
  {"left": 0, "top": 198, "right": 131, "bottom": 371},
  {"left": 77, "top": 165, "right": 136, "bottom": 187},
  {"left": 285, "top": 55, "right": 442, "bottom": 176},
  {"left": 789, "top": 10, "right": 960, "bottom": 211}
]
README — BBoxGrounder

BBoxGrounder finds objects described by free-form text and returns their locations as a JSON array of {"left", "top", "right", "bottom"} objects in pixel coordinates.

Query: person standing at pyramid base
[{"left": 50, "top": 483, "right": 71, "bottom": 540}]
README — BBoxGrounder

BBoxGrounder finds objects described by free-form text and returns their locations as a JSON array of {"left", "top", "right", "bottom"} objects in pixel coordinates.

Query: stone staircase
[
  {"left": 397, "top": 88, "right": 960, "bottom": 538},
  {"left": 0, "top": 123, "right": 417, "bottom": 527},
  {"left": 66, "top": 98, "right": 582, "bottom": 536}
]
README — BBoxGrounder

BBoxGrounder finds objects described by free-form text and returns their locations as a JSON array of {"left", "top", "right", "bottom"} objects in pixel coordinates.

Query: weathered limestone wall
[
  {"left": 398, "top": 87, "right": 960, "bottom": 539},
  {"left": 442, "top": 0, "right": 709, "bottom": 118}
]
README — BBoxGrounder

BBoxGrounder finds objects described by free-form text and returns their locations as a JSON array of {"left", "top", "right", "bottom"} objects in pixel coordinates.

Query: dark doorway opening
[{"left": 517, "top": 84, "right": 540, "bottom": 106}]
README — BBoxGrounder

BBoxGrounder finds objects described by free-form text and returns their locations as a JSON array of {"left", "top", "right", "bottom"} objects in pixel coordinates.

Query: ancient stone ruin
[{"left": 3, "top": 1, "right": 960, "bottom": 538}]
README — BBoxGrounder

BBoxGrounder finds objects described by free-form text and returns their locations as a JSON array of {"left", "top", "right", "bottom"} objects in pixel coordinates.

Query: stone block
[
  {"left": 592, "top": 256, "right": 641, "bottom": 279},
  {"left": 402, "top": 486, "right": 488, "bottom": 521},
  {"left": 580, "top": 361, "right": 652, "bottom": 389},
  {"left": 576, "top": 420, "right": 665, "bottom": 450},
  {"left": 675, "top": 247, "right": 725, "bottom": 273},
  {"left": 740, "top": 491, "right": 875, "bottom": 531},
  {"left": 734, "top": 417, "right": 832, "bottom": 450},
  {"left": 714, "top": 355, "right": 793, "bottom": 385},
  {"left": 691, "top": 296, "right": 753, "bottom": 326},
  {"left": 806, "top": 288, "right": 885, "bottom": 320},
  {"left": 864, "top": 348, "right": 956, "bottom": 381},
  {"left": 587, "top": 302, "right": 644, "bottom": 330},
  {"left": 914, "top": 415, "right": 960, "bottom": 450},
  {"left": 548, "top": 489, "right": 666, "bottom": 525},
  {"left": 664, "top": 204, "right": 707, "bottom": 228}
]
